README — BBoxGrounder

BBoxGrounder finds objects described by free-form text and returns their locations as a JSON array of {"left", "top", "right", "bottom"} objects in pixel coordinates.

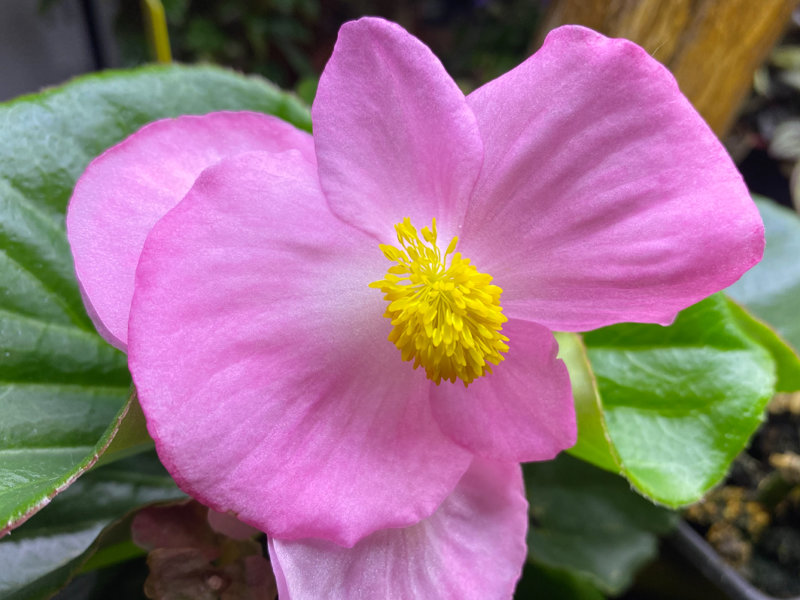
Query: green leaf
[
  {"left": 515, "top": 563, "right": 604, "bottom": 600},
  {"left": 94, "top": 391, "right": 153, "bottom": 469},
  {"left": 727, "top": 197, "right": 800, "bottom": 374},
  {"left": 0, "top": 64, "right": 312, "bottom": 535},
  {"left": 555, "top": 332, "right": 617, "bottom": 473},
  {"left": 726, "top": 297, "right": 800, "bottom": 392},
  {"left": 0, "top": 452, "right": 184, "bottom": 600},
  {"left": 0, "top": 362, "right": 130, "bottom": 536},
  {"left": 576, "top": 294, "right": 775, "bottom": 506},
  {"left": 525, "top": 454, "right": 676, "bottom": 595}
]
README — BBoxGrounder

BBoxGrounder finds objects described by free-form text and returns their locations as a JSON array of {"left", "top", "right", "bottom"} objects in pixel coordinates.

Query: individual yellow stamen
[{"left": 369, "top": 217, "right": 509, "bottom": 386}]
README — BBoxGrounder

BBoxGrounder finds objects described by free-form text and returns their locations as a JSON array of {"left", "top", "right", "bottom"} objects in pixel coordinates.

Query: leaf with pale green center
[
  {"left": 0, "top": 64, "right": 312, "bottom": 536},
  {"left": 0, "top": 452, "right": 184, "bottom": 600},
  {"left": 565, "top": 294, "right": 775, "bottom": 506},
  {"left": 525, "top": 454, "right": 677, "bottom": 595}
]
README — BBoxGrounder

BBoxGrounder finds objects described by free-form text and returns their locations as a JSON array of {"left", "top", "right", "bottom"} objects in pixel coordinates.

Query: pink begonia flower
[
  {"left": 269, "top": 459, "right": 527, "bottom": 599},
  {"left": 67, "top": 16, "right": 763, "bottom": 598}
]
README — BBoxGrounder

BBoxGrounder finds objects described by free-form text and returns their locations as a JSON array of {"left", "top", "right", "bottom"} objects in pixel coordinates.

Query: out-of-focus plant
[
  {"left": 111, "top": 0, "right": 543, "bottom": 92},
  {"left": 729, "top": 17, "right": 800, "bottom": 211},
  {"left": 115, "top": 0, "right": 320, "bottom": 87},
  {"left": 38, "top": 0, "right": 544, "bottom": 97}
]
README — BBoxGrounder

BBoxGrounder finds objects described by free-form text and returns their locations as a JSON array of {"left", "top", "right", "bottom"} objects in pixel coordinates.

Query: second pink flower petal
[
  {"left": 313, "top": 17, "right": 483, "bottom": 242},
  {"left": 269, "top": 459, "right": 528, "bottom": 600},
  {"left": 67, "top": 112, "right": 314, "bottom": 349},
  {"left": 461, "top": 25, "right": 763, "bottom": 331},
  {"left": 431, "top": 319, "right": 576, "bottom": 462},
  {"left": 128, "top": 150, "right": 472, "bottom": 547}
]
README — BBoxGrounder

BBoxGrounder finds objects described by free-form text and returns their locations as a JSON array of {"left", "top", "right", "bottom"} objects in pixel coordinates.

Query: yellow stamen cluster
[{"left": 370, "top": 218, "right": 509, "bottom": 386}]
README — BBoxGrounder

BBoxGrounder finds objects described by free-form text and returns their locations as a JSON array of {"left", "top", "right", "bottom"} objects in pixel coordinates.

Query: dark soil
[{"left": 685, "top": 394, "right": 800, "bottom": 598}]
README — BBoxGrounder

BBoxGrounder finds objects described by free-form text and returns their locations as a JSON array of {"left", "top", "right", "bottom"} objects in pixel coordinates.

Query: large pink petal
[
  {"left": 128, "top": 151, "right": 471, "bottom": 547},
  {"left": 431, "top": 319, "right": 575, "bottom": 462},
  {"left": 313, "top": 17, "right": 483, "bottom": 243},
  {"left": 460, "top": 26, "right": 763, "bottom": 331},
  {"left": 67, "top": 111, "right": 314, "bottom": 350},
  {"left": 269, "top": 459, "right": 527, "bottom": 600}
]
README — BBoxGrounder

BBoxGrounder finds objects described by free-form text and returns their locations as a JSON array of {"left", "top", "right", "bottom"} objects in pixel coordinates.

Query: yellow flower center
[{"left": 370, "top": 217, "right": 509, "bottom": 386}]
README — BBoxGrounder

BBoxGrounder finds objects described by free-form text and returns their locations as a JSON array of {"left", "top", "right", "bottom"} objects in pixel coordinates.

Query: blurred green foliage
[
  {"left": 112, "top": 0, "right": 543, "bottom": 92},
  {"left": 116, "top": 0, "right": 321, "bottom": 87}
]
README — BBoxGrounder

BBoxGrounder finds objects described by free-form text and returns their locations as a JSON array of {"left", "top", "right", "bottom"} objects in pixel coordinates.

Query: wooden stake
[{"left": 537, "top": 0, "right": 799, "bottom": 137}]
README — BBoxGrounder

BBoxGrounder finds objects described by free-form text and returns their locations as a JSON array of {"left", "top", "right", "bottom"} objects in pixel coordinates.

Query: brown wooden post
[{"left": 536, "top": 0, "right": 799, "bottom": 137}]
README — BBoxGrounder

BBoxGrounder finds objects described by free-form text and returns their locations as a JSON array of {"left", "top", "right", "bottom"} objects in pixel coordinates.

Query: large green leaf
[
  {"left": 566, "top": 294, "right": 775, "bottom": 506},
  {"left": 727, "top": 198, "right": 800, "bottom": 367},
  {"left": 0, "top": 64, "right": 312, "bottom": 535},
  {"left": 0, "top": 453, "right": 184, "bottom": 600},
  {"left": 525, "top": 454, "right": 676, "bottom": 595}
]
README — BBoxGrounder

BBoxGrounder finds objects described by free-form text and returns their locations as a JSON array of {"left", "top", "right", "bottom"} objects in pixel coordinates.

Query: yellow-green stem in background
[{"left": 141, "top": 0, "right": 172, "bottom": 63}]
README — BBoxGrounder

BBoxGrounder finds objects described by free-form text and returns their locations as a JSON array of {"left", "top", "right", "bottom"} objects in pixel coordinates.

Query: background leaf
[
  {"left": 725, "top": 297, "right": 800, "bottom": 392},
  {"left": 514, "top": 563, "right": 604, "bottom": 600},
  {"left": 525, "top": 454, "right": 677, "bottom": 595},
  {"left": 727, "top": 197, "right": 800, "bottom": 360},
  {"left": 0, "top": 452, "right": 184, "bottom": 600},
  {"left": 0, "top": 64, "right": 311, "bottom": 535},
  {"left": 567, "top": 294, "right": 775, "bottom": 506}
]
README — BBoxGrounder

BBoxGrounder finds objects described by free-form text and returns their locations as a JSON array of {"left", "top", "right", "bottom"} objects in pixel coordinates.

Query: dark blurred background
[
  {"left": 2, "top": 0, "right": 544, "bottom": 102},
  {"left": 8, "top": 0, "right": 800, "bottom": 213}
]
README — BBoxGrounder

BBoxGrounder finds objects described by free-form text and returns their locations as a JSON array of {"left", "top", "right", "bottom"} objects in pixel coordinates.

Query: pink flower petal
[
  {"left": 67, "top": 111, "right": 314, "bottom": 350},
  {"left": 431, "top": 319, "right": 575, "bottom": 462},
  {"left": 313, "top": 17, "right": 483, "bottom": 242},
  {"left": 460, "top": 26, "right": 764, "bottom": 331},
  {"left": 128, "top": 150, "right": 471, "bottom": 547},
  {"left": 269, "top": 459, "right": 527, "bottom": 600}
]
